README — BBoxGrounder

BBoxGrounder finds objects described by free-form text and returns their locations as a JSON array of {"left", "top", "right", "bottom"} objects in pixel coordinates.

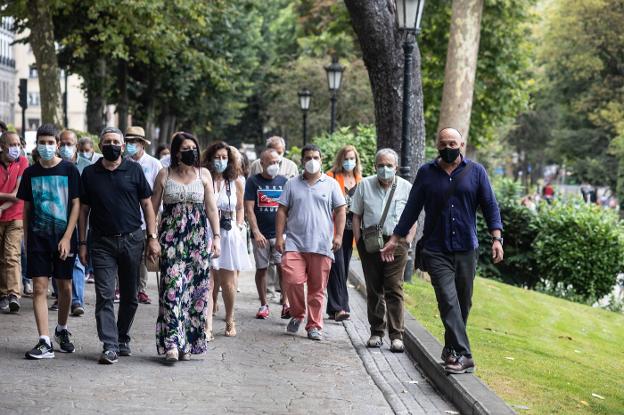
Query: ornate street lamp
[
  {"left": 298, "top": 88, "right": 312, "bottom": 146},
  {"left": 395, "top": 0, "right": 425, "bottom": 183},
  {"left": 324, "top": 56, "right": 344, "bottom": 134}
]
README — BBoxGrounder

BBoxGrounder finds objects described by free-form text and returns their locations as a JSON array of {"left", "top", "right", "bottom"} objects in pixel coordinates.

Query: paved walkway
[{"left": 0, "top": 269, "right": 456, "bottom": 414}]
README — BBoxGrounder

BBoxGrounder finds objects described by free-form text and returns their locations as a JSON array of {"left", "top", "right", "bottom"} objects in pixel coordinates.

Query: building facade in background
[{"left": 0, "top": 17, "right": 15, "bottom": 126}]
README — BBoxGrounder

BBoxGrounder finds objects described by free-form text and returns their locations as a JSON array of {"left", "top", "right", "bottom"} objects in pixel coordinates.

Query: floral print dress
[{"left": 156, "top": 169, "right": 211, "bottom": 355}]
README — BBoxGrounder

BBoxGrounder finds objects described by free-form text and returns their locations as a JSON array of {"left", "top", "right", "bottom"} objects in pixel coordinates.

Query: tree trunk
[
  {"left": 344, "top": 0, "right": 426, "bottom": 175},
  {"left": 27, "top": 0, "right": 62, "bottom": 125},
  {"left": 116, "top": 60, "right": 129, "bottom": 133},
  {"left": 86, "top": 58, "right": 107, "bottom": 134},
  {"left": 437, "top": 0, "right": 484, "bottom": 143}
]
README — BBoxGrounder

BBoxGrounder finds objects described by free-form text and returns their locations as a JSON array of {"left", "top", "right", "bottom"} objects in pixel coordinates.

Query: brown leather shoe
[
  {"left": 441, "top": 347, "right": 457, "bottom": 365},
  {"left": 444, "top": 355, "right": 475, "bottom": 374}
]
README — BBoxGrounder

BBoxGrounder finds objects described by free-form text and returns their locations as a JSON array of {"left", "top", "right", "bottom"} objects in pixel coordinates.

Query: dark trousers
[
  {"left": 423, "top": 248, "right": 478, "bottom": 358},
  {"left": 91, "top": 229, "right": 144, "bottom": 352},
  {"left": 357, "top": 237, "right": 408, "bottom": 340},
  {"left": 326, "top": 229, "right": 353, "bottom": 314}
]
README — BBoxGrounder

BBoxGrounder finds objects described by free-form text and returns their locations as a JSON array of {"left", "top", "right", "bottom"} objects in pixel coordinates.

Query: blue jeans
[
  {"left": 72, "top": 256, "right": 85, "bottom": 306},
  {"left": 21, "top": 241, "right": 30, "bottom": 288}
]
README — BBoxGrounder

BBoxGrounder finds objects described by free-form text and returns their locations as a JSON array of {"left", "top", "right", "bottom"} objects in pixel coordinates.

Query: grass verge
[{"left": 404, "top": 276, "right": 624, "bottom": 414}]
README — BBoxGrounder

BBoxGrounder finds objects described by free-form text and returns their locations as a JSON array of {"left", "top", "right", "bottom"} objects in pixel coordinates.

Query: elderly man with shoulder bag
[{"left": 351, "top": 148, "right": 416, "bottom": 353}]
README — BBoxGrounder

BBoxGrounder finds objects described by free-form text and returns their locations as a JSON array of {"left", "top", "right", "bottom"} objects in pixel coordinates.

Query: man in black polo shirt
[{"left": 78, "top": 127, "right": 160, "bottom": 365}]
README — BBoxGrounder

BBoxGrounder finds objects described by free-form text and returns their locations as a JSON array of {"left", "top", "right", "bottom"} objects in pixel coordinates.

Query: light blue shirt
[{"left": 278, "top": 174, "right": 346, "bottom": 260}]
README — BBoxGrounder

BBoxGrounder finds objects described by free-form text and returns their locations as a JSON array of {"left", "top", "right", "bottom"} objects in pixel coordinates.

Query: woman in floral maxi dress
[{"left": 151, "top": 132, "right": 221, "bottom": 362}]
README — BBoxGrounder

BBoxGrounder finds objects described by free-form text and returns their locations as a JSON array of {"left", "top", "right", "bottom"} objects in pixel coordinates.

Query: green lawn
[{"left": 404, "top": 276, "right": 624, "bottom": 414}]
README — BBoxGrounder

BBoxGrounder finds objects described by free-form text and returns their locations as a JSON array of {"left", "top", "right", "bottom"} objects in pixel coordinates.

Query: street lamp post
[
  {"left": 298, "top": 89, "right": 311, "bottom": 146},
  {"left": 324, "top": 56, "right": 344, "bottom": 134},
  {"left": 395, "top": 0, "right": 425, "bottom": 183},
  {"left": 396, "top": 0, "right": 425, "bottom": 283}
]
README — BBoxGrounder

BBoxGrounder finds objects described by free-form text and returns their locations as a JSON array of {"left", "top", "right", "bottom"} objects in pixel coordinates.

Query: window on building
[
  {"left": 27, "top": 92, "right": 39, "bottom": 107},
  {"left": 29, "top": 65, "right": 37, "bottom": 79},
  {"left": 27, "top": 118, "right": 39, "bottom": 130}
]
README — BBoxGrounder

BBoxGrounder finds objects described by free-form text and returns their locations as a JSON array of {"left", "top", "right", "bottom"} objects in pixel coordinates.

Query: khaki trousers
[{"left": 0, "top": 220, "right": 23, "bottom": 298}]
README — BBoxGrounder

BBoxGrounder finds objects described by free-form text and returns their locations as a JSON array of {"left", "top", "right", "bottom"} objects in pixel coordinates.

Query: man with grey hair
[
  {"left": 249, "top": 136, "right": 299, "bottom": 178},
  {"left": 78, "top": 126, "right": 160, "bottom": 364},
  {"left": 76, "top": 136, "right": 102, "bottom": 174},
  {"left": 351, "top": 148, "right": 415, "bottom": 353},
  {"left": 382, "top": 127, "right": 503, "bottom": 374}
]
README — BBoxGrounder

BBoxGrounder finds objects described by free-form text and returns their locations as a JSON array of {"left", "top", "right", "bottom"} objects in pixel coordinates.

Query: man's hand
[
  {"left": 211, "top": 238, "right": 221, "bottom": 259},
  {"left": 380, "top": 235, "right": 399, "bottom": 262},
  {"left": 58, "top": 237, "right": 71, "bottom": 260},
  {"left": 254, "top": 231, "right": 268, "bottom": 249},
  {"left": 275, "top": 236, "right": 285, "bottom": 254},
  {"left": 332, "top": 235, "right": 343, "bottom": 252},
  {"left": 79, "top": 245, "right": 88, "bottom": 266},
  {"left": 492, "top": 241, "right": 504, "bottom": 263},
  {"left": 147, "top": 238, "right": 161, "bottom": 262}
]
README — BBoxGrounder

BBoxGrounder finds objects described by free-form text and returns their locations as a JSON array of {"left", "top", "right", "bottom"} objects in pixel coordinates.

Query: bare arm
[
  {"left": 406, "top": 223, "right": 418, "bottom": 244},
  {"left": 151, "top": 168, "right": 167, "bottom": 218},
  {"left": 275, "top": 205, "right": 288, "bottom": 241},
  {"left": 235, "top": 179, "right": 244, "bottom": 227},
  {"left": 202, "top": 168, "right": 221, "bottom": 238},
  {"left": 352, "top": 213, "right": 362, "bottom": 243},
  {"left": 333, "top": 205, "right": 346, "bottom": 239},
  {"left": 245, "top": 200, "right": 261, "bottom": 237},
  {"left": 22, "top": 201, "right": 29, "bottom": 250},
  {"left": 0, "top": 176, "right": 23, "bottom": 203},
  {"left": 79, "top": 204, "right": 90, "bottom": 243},
  {"left": 140, "top": 198, "right": 158, "bottom": 236},
  {"left": 58, "top": 197, "right": 80, "bottom": 259}
]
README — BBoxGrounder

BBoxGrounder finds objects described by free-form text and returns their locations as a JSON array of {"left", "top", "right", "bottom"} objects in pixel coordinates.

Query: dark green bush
[{"left": 533, "top": 203, "right": 624, "bottom": 303}]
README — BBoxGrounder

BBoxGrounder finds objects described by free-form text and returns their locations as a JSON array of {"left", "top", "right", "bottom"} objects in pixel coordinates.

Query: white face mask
[
  {"left": 265, "top": 163, "right": 279, "bottom": 178},
  {"left": 377, "top": 166, "right": 395, "bottom": 181},
  {"left": 304, "top": 159, "right": 321, "bottom": 174},
  {"left": 276, "top": 154, "right": 283, "bottom": 164}
]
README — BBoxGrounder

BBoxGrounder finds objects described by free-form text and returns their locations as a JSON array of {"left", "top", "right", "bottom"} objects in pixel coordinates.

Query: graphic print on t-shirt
[
  {"left": 31, "top": 175, "right": 69, "bottom": 236},
  {"left": 257, "top": 188, "right": 282, "bottom": 210}
]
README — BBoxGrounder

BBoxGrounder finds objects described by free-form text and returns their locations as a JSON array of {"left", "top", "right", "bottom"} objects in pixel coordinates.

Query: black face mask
[
  {"left": 102, "top": 144, "right": 122, "bottom": 162},
  {"left": 179, "top": 149, "right": 198, "bottom": 166},
  {"left": 439, "top": 147, "right": 461, "bottom": 164}
]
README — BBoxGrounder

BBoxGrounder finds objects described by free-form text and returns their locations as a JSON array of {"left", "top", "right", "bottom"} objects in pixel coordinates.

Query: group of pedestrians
[{"left": 0, "top": 122, "right": 504, "bottom": 375}]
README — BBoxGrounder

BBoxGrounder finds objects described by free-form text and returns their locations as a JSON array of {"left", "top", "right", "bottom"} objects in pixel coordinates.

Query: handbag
[
  {"left": 415, "top": 162, "right": 473, "bottom": 271},
  {"left": 362, "top": 179, "right": 397, "bottom": 254}
]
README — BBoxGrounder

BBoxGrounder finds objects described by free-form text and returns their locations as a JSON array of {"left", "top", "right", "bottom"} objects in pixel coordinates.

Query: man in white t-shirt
[{"left": 125, "top": 126, "right": 162, "bottom": 304}]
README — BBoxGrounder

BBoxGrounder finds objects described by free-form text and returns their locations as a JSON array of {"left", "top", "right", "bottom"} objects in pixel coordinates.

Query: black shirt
[
  {"left": 16, "top": 160, "right": 81, "bottom": 253},
  {"left": 244, "top": 174, "right": 288, "bottom": 239},
  {"left": 80, "top": 158, "right": 152, "bottom": 235}
]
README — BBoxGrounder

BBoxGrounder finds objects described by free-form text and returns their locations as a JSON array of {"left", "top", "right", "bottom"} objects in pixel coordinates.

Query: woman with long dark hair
[
  {"left": 151, "top": 132, "right": 221, "bottom": 362},
  {"left": 203, "top": 141, "right": 251, "bottom": 337}
]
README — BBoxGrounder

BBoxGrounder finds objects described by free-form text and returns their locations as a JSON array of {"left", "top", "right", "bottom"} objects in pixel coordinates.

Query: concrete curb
[{"left": 348, "top": 260, "right": 516, "bottom": 415}]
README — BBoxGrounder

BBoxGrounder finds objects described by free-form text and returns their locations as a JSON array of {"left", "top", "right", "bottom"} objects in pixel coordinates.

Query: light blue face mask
[
  {"left": 376, "top": 166, "right": 395, "bottom": 181},
  {"left": 342, "top": 159, "right": 356, "bottom": 172},
  {"left": 59, "top": 145, "right": 75, "bottom": 161},
  {"left": 125, "top": 143, "right": 139, "bottom": 157},
  {"left": 214, "top": 159, "right": 228, "bottom": 173},
  {"left": 37, "top": 144, "right": 57, "bottom": 161}
]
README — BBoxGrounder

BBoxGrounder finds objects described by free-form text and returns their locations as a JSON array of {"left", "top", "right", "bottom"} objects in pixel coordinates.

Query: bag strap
[
  {"left": 426, "top": 161, "right": 473, "bottom": 239},
  {"left": 378, "top": 178, "right": 397, "bottom": 230}
]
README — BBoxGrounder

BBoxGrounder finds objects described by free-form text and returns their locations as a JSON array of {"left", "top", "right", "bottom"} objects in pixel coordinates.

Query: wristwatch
[
  {"left": 147, "top": 233, "right": 158, "bottom": 240},
  {"left": 492, "top": 236, "right": 504, "bottom": 245}
]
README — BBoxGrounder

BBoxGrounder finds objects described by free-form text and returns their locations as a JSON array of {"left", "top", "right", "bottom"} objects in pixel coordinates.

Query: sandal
[
  {"left": 165, "top": 348, "right": 178, "bottom": 362},
  {"left": 225, "top": 321, "right": 237, "bottom": 337},
  {"left": 207, "top": 330, "right": 215, "bottom": 342}
]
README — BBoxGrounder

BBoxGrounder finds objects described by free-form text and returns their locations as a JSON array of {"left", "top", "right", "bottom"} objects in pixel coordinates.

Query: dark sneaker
[
  {"left": 137, "top": 291, "right": 151, "bottom": 304},
  {"left": 0, "top": 296, "right": 9, "bottom": 311},
  {"left": 25, "top": 339, "right": 54, "bottom": 359},
  {"left": 441, "top": 347, "right": 457, "bottom": 365},
  {"left": 118, "top": 342, "right": 131, "bottom": 356},
  {"left": 390, "top": 339, "right": 405, "bottom": 353},
  {"left": 54, "top": 328, "right": 75, "bottom": 353},
  {"left": 71, "top": 304, "right": 84, "bottom": 317},
  {"left": 280, "top": 304, "right": 291, "bottom": 319},
  {"left": 335, "top": 310, "right": 350, "bottom": 321},
  {"left": 8, "top": 295, "right": 20, "bottom": 313},
  {"left": 286, "top": 317, "right": 302, "bottom": 334},
  {"left": 99, "top": 350, "right": 118, "bottom": 364},
  {"left": 445, "top": 355, "right": 475, "bottom": 374},
  {"left": 49, "top": 301, "right": 59, "bottom": 311},
  {"left": 307, "top": 328, "right": 322, "bottom": 341}
]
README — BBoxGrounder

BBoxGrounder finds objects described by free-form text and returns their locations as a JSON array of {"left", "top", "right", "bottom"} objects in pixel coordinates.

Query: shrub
[
  {"left": 309, "top": 124, "right": 377, "bottom": 176},
  {"left": 533, "top": 203, "right": 624, "bottom": 303}
]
